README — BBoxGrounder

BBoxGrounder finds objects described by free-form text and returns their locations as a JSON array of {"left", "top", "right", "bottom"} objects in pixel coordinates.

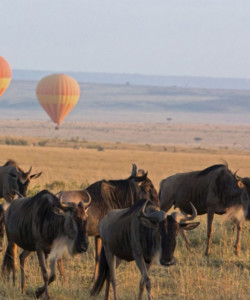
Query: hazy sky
[{"left": 1, "top": 0, "right": 250, "bottom": 78}]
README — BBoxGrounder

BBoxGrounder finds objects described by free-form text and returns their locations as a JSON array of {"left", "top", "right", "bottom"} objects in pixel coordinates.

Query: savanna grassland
[{"left": 0, "top": 142, "right": 249, "bottom": 300}]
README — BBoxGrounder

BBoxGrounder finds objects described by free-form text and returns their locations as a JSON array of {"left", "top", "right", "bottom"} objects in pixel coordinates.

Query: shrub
[
  {"left": 5, "top": 138, "right": 28, "bottom": 146},
  {"left": 45, "top": 180, "right": 66, "bottom": 191},
  {"left": 38, "top": 140, "right": 48, "bottom": 147}
]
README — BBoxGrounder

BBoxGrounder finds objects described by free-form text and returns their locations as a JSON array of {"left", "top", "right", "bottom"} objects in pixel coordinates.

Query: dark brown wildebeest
[
  {"left": 0, "top": 159, "right": 42, "bottom": 251},
  {"left": 90, "top": 199, "right": 199, "bottom": 300},
  {"left": 0, "top": 159, "right": 42, "bottom": 202},
  {"left": 159, "top": 164, "right": 250, "bottom": 256},
  {"left": 1, "top": 189, "right": 91, "bottom": 300},
  {"left": 59, "top": 163, "right": 159, "bottom": 280}
]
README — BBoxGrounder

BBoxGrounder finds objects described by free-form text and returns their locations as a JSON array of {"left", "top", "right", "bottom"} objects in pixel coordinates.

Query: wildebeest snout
[
  {"left": 77, "top": 240, "right": 89, "bottom": 253},
  {"left": 160, "top": 257, "right": 176, "bottom": 267}
]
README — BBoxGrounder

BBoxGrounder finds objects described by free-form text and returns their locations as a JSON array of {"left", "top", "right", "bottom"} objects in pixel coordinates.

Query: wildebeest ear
[
  {"left": 237, "top": 180, "right": 245, "bottom": 189},
  {"left": 30, "top": 172, "right": 42, "bottom": 179},
  {"left": 180, "top": 222, "right": 200, "bottom": 231},
  {"left": 138, "top": 216, "right": 159, "bottom": 229},
  {"left": 1, "top": 203, "right": 10, "bottom": 212},
  {"left": 53, "top": 207, "right": 70, "bottom": 216},
  {"left": 135, "top": 172, "right": 148, "bottom": 184}
]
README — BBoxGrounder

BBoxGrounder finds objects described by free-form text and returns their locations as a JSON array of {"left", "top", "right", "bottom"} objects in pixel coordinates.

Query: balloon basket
[{"left": 55, "top": 125, "right": 60, "bottom": 130}]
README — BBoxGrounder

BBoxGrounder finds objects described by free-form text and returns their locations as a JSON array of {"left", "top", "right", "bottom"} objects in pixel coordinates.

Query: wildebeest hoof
[{"left": 35, "top": 287, "right": 45, "bottom": 298}]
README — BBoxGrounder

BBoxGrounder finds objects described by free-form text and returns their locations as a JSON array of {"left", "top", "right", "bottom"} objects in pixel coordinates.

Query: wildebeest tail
[
  {"left": 2, "top": 243, "right": 17, "bottom": 276},
  {"left": 90, "top": 246, "right": 109, "bottom": 296}
]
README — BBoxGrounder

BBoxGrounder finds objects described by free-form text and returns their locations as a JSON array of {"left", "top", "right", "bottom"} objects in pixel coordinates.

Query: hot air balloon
[
  {"left": 0, "top": 56, "right": 12, "bottom": 98},
  {"left": 36, "top": 74, "right": 80, "bottom": 128}
]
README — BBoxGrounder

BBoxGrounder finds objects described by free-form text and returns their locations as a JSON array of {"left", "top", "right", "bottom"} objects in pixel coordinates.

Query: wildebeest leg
[
  {"left": 138, "top": 262, "right": 151, "bottom": 300},
  {"left": 104, "top": 277, "right": 111, "bottom": 300},
  {"left": 94, "top": 236, "right": 102, "bottom": 280},
  {"left": 104, "top": 249, "right": 117, "bottom": 300},
  {"left": 57, "top": 258, "right": 66, "bottom": 283},
  {"left": 20, "top": 250, "right": 32, "bottom": 293},
  {"left": 134, "top": 255, "right": 151, "bottom": 300},
  {"left": 180, "top": 229, "right": 191, "bottom": 250},
  {"left": 36, "top": 250, "right": 50, "bottom": 300},
  {"left": 232, "top": 218, "right": 242, "bottom": 256},
  {"left": 35, "top": 258, "right": 57, "bottom": 298},
  {"left": 0, "top": 205, "right": 5, "bottom": 252},
  {"left": 2, "top": 242, "right": 17, "bottom": 286},
  {"left": 205, "top": 211, "right": 214, "bottom": 256},
  {"left": 104, "top": 258, "right": 121, "bottom": 300}
]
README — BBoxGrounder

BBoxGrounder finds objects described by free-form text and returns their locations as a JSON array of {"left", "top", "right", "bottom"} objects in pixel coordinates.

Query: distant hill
[
  {"left": 12, "top": 69, "right": 250, "bottom": 91},
  {"left": 1, "top": 76, "right": 250, "bottom": 124}
]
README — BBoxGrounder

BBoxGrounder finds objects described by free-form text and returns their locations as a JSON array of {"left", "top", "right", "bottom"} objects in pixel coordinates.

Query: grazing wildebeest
[
  {"left": 1, "top": 189, "right": 91, "bottom": 300},
  {"left": 90, "top": 199, "right": 199, "bottom": 300},
  {"left": 0, "top": 160, "right": 42, "bottom": 251},
  {"left": 159, "top": 164, "right": 250, "bottom": 256},
  {"left": 59, "top": 163, "right": 159, "bottom": 280},
  {"left": 0, "top": 159, "right": 42, "bottom": 202}
]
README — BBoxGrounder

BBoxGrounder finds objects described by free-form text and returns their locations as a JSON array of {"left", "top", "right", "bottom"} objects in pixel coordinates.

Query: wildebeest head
[
  {"left": 55, "top": 192, "right": 91, "bottom": 254},
  {"left": 215, "top": 167, "right": 250, "bottom": 218},
  {"left": 236, "top": 177, "right": 250, "bottom": 220},
  {"left": 138, "top": 201, "right": 199, "bottom": 266},
  {"left": 130, "top": 164, "right": 159, "bottom": 205},
  {"left": 16, "top": 166, "right": 42, "bottom": 196}
]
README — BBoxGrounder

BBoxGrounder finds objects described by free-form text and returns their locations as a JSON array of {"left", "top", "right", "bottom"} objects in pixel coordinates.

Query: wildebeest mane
[
  {"left": 120, "top": 199, "right": 155, "bottom": 219},
  {"left": 15, "top": 190, "right": 64, "bottom": 245},
  {"left": 3, "top": 160, "right": 18, "bottom": 167},
  {"left": 197, "top": 164, "right": 228, "bottom": 177},
  {"left": 3, "top": 159, "right": 25, "bottom": 173},
  {"left": 87, "top": 179, "right": 138, "bottom": 213}
]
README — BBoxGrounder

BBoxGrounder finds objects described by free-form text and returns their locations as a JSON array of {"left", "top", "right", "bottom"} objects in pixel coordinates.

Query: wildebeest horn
[
  {"left": 27, "top": 166, "right": 32, "bottom": 174},
  {"left": 140, "top": 200, "right": 149, "bottom": 218},
  {"left": 234, "top": 169, "right": 241, "bottom": 180},
  {"left": 139, "top": 200, "right": 165, "bottom": 222},
  {"left": 58, "top": 192, "right": 76, "bottom": 209},
  {"left": 172, "top": 202, "right": 197, "bottom": 224},
  {"left": 131, "top": 163, "right": 137, "bottom": 177},
  {"left": 84, "top": 190, "right": 92, "bottom": 207}
]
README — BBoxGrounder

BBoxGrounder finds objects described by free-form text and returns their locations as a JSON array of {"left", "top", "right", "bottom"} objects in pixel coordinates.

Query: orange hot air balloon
[
  {"left": 36, "top": 74, "right": 80, "bottom": 127},
  {"left": 0, "top": 56, "right": 12, "bottom": 98}
]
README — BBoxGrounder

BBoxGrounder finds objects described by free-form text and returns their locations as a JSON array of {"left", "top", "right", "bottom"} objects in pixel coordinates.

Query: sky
[{"left": 1, "top": 0, "right": 250, "bottom": 78}]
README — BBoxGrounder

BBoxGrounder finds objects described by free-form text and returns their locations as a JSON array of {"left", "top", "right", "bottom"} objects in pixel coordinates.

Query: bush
[
  {"left": 194, "top": 137, "right": 203, "bottom": 142},
  {"left": 5, "top": 138, "right": 28, "bottom": 146},
  {"left": 45, "top": 180, "right": 66, "bottom": 191},
  {"left": 38, "top": 140, "right": 48, "bottom": 147}
]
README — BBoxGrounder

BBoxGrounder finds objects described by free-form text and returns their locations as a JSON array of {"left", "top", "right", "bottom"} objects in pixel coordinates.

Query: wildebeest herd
[{"left": 0, "top": 160, "right": 249, "bottom": 300}]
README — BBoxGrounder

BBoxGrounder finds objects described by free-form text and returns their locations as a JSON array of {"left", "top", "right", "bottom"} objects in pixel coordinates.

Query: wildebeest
[
  {"left": 0, "top": 159, "right": 42, "bottom": 202},
  {"left": 59, "top": 164, "right": 159, "bottom": 279},
  {"left": 0, "top": 159, "right": 42, "bottom": 251},
  {"left": 159, "top": 164, "right": 250, "bottom": 255},
  {"left": 1, "top": 189, "right": 91, "bottom": 300},
  {"left": 90, "top": 199, "right": 199, "bottom": 300}
]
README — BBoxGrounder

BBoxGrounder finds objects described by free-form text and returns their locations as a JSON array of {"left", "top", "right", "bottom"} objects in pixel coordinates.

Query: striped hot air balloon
[
  {"left": 0, "top": 56, "right": 12, "bottom": 98},
  {"left": 36, "top": 74, "right": 80, "bottom": 127}
]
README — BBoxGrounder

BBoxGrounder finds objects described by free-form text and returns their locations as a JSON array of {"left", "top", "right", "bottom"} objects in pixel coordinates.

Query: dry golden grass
[{"left": 0, "top": 143, "right": 249, "bottom": 299}]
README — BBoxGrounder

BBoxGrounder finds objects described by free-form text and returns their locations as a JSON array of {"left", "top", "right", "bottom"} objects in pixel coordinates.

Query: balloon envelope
[
  {"left": 0, "top": 56, "right": 12, "bottom": 98},
  {"left": 36, "top": 74, "right": 80, "bottom": 125}
]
